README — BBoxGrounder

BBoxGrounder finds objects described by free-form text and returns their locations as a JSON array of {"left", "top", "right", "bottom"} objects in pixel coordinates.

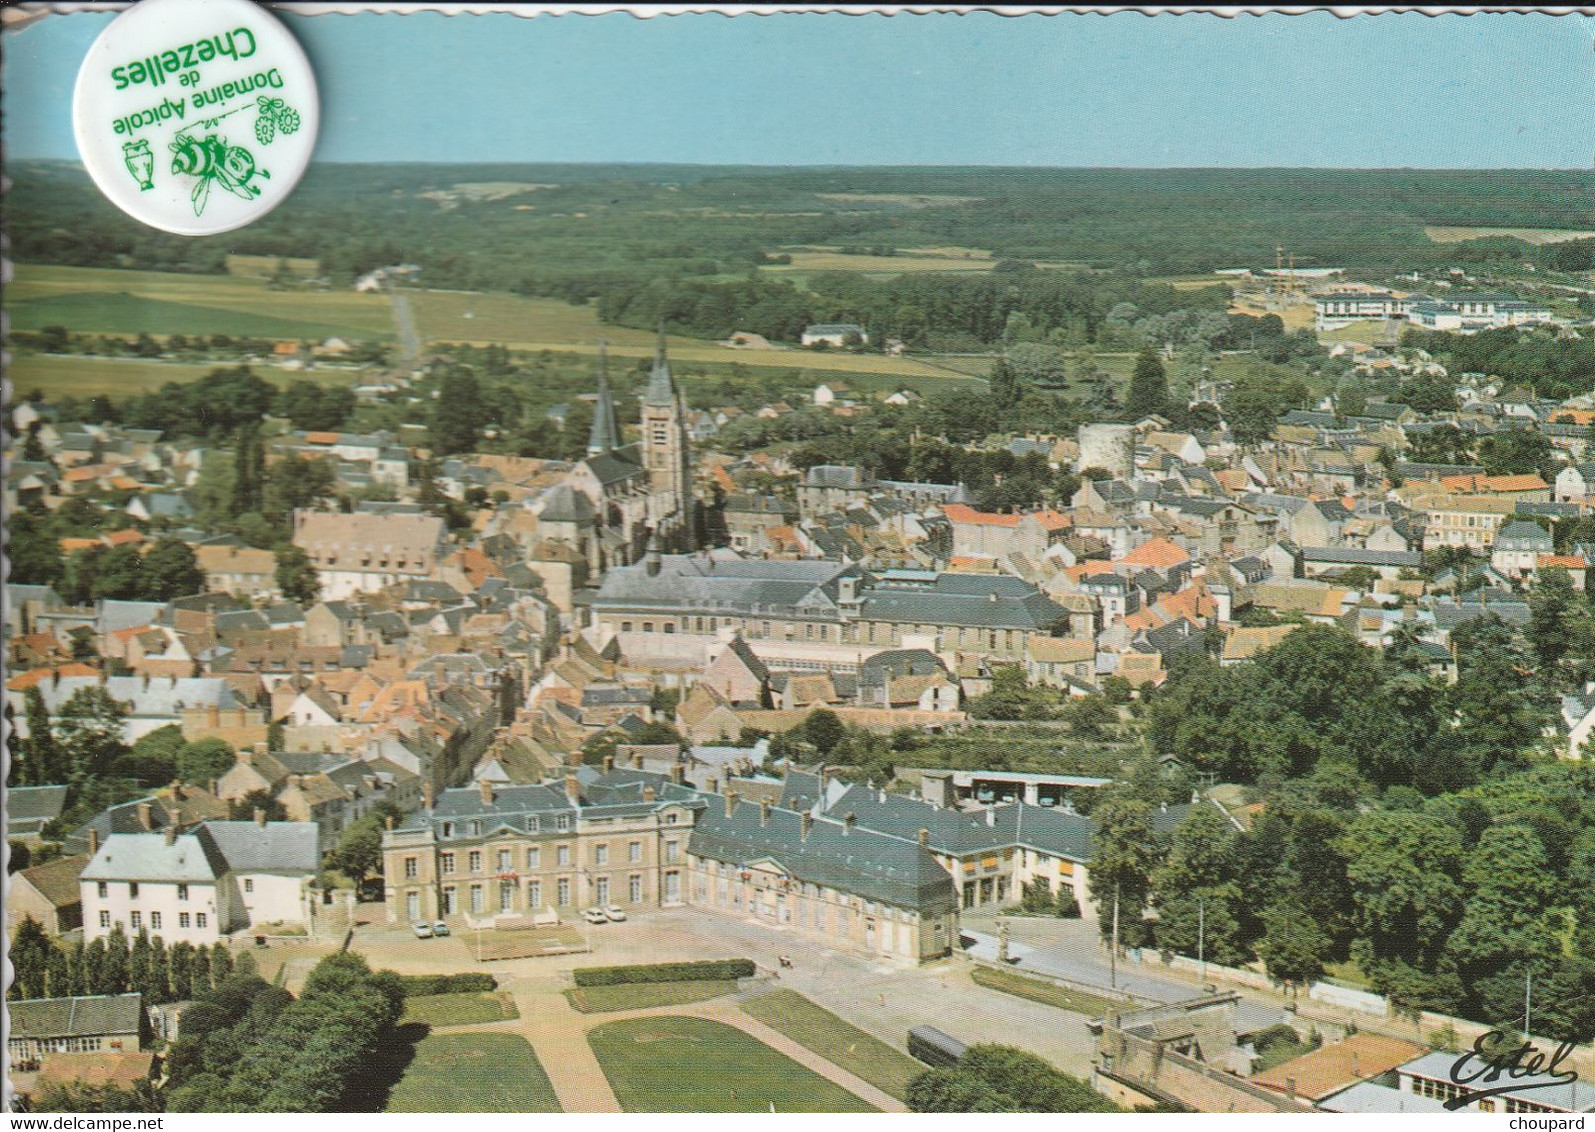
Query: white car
[
  {"left": 582, "top": 908, "right": 608, "bottom": 925},
  {"left": 411, "top": 921, "right": 433, "bottom": 939},
  {"left": 603, "top": 904, "right": 627, "bottom": 922}
]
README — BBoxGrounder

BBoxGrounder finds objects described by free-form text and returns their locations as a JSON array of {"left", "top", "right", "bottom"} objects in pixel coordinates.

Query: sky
[{"left": 7, "top": 8, "right": 1595, "bottom": 168}]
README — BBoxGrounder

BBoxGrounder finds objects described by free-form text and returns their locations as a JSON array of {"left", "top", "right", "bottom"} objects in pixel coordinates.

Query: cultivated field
[
  {"left": 586, "top": 1016, "right": 877, "bottom": 1113},
  {"left": 1425, "top": 225, "right": 1595, "bottom": 245},
  {"left": 8, "top": 264, "right": 395, "bottom": 341},
  {"left": 225, "top": 254, "right": 321, "bottom": 278},
  {"left": 4, "top": 354, "right": 364, "bottom": 401}
]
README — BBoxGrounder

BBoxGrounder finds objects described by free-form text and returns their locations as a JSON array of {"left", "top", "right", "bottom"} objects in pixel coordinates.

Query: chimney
[
  {"left": 566, "top": 749, "right": 582, "bottom": 769},
  {"left": 564, "top": 774, "right": 581, "bottom": 806},
  {"left": 136, "top": 802, "right": 154, "bottom": 831},
  {"left": 480, "top": 780, "right": 495, "bottom": 806},
  {"left": 209, "top": 778, "right": 219, "bottom": 796},
  {"left": 603, "top": 755, "right": 614, "bottom": 774},
  {"left": 670, "top": 764, "right": 685, "bottom": 785},
  {"left": 643, "top": 785, "right": 656, "bottom": 802},
  {"left": 164, "top": 824, "right": 177, "bottom": 846},
  {"left": 918, "top": 827, "right": 930, "bottom": 847},
  {"left": 843, "top": 811, "right": 856, "bottom": 834},
  {"left": 986, "top": 807, "right": 995, "bottom": 826},
  {"left": 254, "top": 807, "right": 267, "bottom": 828},
  {"left": 88, "top": 828, "right": 101, "bottom": 855},
  {"left": 632, "top": 750, "right": 645, "bottom": 769},
  {"left": 423, "top": 781, "right": 435, "bottom": 810},
  {"left": 385, "top": 814, "right": 395, "bottom": 831},
  {"left": 1286, "top": 1078, "right": 1296, "bottom": 1102},
  {"left": 170, "top": 779, "right": 185, "bottom": 800},
  {"left": 207, "top": 703, "right": 220, "bottom": 727},
  {"left": 759, "top": 799, "right": 772, "bottom": 827},
  {"left": 801, "top": 812, "right": 813, "bottom": 840},
  {"left": 706, "top": 776, "right": 719, "bottom": 795},
  {"left": 725, "top": 790, "right": 739, "bottom": 818}
]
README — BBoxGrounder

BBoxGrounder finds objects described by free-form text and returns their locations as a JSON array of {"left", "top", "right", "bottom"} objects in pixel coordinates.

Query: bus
[{"left": 907, "top": 1025, "right": 968, "bottom": 1068}]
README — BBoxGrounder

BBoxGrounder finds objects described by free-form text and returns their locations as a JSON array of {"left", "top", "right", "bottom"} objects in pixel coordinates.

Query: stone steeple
[
  {"left": 642, "top": 322, "right": 677, "bottom": 407},
  {"left": 586, "top": 342, "right": 622, "bottom": 457}
]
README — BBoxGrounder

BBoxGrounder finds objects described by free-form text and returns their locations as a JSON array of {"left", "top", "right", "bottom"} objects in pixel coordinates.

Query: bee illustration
[{"left": 169, "top": 132, "right": 272, "bottom": 216}]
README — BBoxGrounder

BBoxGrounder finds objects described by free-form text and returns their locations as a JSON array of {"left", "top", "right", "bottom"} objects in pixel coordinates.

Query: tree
[
  {"left": 1527, "top": 566, "right": 1581, "bottom": 672},
  {"left": 54, "top": 685, "right": 129, "bottom": 780},
  {"left": 274, "top": 544, "right": 321, "bottom": 604},
  {"left": 989, "top": 355, "right": 1022, "bottom": 410},
  {"left": 229, "top": 789, "right": 288, "bottom": 822},
  {"left": 115, "top": 724, "right": 185, "bottom": 786},
  {"left": 908, "top": 1045, "right": 1120, "bottom": 1113},
  {"left": 801, "top": 709, "right": 847, "bottom": 756},
  {"left": 31, "top": 1080, "right": 161, "bottom": 1114},
  {"left": 177, "top": 738, "right": 235, "bottom": 785},
  {"left": 1088, "top": 795, "right": 1161, "bottom": 947},
  {"left": 1257, "top": 903, "right": 1332, "bottom": 990},
  {"left": 1479, "top": 428, "right": 1553, "bottom": 479},
  {"left": 9, "top": 917, "right": 52, "bottom": 1000},
  {"left": 17, "top": 686, "right": 68, "bottom": 785},
  {"left": 1151, "top": 806, "right": 1249, "bottom": 965},
  {"left": 140, "top": 537, "right": 207, "bottom": 600},
  {"left": 91, "top": 544, "right": 147, "bottom": 601},
  {"left": 1125, "top": 348, "right": 1168, "bottom": 420},
  {"left": 326, "top": 817, "right": 384, "bottom": 884}
]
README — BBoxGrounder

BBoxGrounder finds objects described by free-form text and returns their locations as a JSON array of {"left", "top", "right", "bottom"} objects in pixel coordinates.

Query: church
[{"left": 559, "top": 329, "right": 697, "bottom": 571}]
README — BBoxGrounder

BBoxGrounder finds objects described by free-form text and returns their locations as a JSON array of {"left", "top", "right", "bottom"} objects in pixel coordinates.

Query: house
[
  {"left": 8, "top": 677, "right": 241, "bottom": 744},
  {"left": 195, "top": 544, "right": 278, "bottom": 598},
  {"left": 291, "top": 509, "right": 448, "bottom": 601},
  {"left": 80, "top": 816, "right": 319, "bottom": 944},
  {"left": 7, "top": 854, "right": 90, "bottom": 936},
  {"left": 801, "top": 323, "right": 868, "bottom": 348},
  {"left": 7, "top": 784, "right": 69, "bottom": 841},
  {"left": 7, "top": 993, "right": 146, "bottom": 1068},
  {"left": 1396, "top": 1050, "right": 1595, "bottom": 1113},
  {"left": 1251, "top": 1034, "right": 1429, "bottom": 1109},
  {"left": 1491, "top": 519, "right": 1555, "bottom": 580}
]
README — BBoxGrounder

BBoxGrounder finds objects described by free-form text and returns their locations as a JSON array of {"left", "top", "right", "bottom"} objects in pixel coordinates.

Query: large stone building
[
  {"left": 589, "top": 554, "right": 1072, "bottom": 671},
  {"left": 291, "top": 509, "right": 448, "bottom": 601}
]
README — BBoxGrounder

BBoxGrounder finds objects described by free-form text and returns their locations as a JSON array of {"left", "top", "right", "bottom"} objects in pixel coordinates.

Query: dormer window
[
  {"left": 556, "top": 815, "right": 571, "bottom": 831},
  {"left": 441, "top": 822, "right": 454, "bottom": 838},
  {"left": 469, "top": 820, "right": 482, "bottom": 837}
]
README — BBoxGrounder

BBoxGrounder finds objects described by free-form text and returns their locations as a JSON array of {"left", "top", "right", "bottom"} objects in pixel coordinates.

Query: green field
[
  {"left": 566, "top": 979, "right": 738, "bottom": 1014},
  {"left": 384, "top": 1032, "right": 561, "bottom": 1113},
  {"left": 4, "top": 354, "right": 363, "bottom": 401},
  {"left": 738, "top": 990, "right": 924, "bottom": 1101},
  {"left": 400, "top": 991, "right": 518, "bottom": 1027},
  {"left": 9, "top": 263, "right": 396, "bottom": 341},
  {"left": 969, "top": 964, "right": 1121, "bottom": 1018},
  {"left": 587, "top": 1016, "right": 877, "bottom": 1113}
]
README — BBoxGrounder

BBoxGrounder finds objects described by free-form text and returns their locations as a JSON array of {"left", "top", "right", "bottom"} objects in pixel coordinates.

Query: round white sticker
[{"left": 72, "top": 0, "right": 319, "bottom": 236}]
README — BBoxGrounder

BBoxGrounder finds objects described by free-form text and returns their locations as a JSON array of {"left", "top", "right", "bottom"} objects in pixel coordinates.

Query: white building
[
  {"left": 1407, "top": 293, "right": 1553, "bottom": 333},
  {"left": 800, "top": 323, "right": 868, "bottom": 348},
  {"left": 80, "top": 819, "right": 320, "bottom": 944}
]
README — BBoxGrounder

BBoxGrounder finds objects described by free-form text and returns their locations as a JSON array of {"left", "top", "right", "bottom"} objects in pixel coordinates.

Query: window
[
  {"left": 99, "top": 911, "right": 111, "bottom": 929},
  {"left": 151, "top": 912, "right": 161, "bottom": 930},
  {"left": 498, "top": 849, "right": 513, "bottom": 873},
  {"left": 128, "top": 882, "right": 139, "bottom": 898},
  {"left": 630, "top": 875, "right": 643, "bottom": 902},
  {"left": 130, "top": 911, "right": 141, "bottom": 930},
  {"left": 526, "top": 847, "right": 540, "bottom": 869},
  {"left": 97, "top": 882, "right": 108, "bottom": 899},
  {"left": 643, "top": 622, "right": 654, "bottom": 633},
  {"left": 195, "top": 913, "right": 207, "bottom": 929},
  {"left": 628, "top": 841, "right": 642, "bottom": 863},
  {"left": 594, "top": 844, "right": 609, "bottom": 866},
  {"left": 665, "top": 840, "right": 680, "bottom": 864},
  {"left": 470, "top": 884, "right": 484, "bottom": 914},
  {"left": 621, "top": 621, "right": 633, "bottom": 633},
  {"left": 442, "top": 887, "right": 456, "bottom": 915},
  {"left": 468, "top": 850, "right": 482, "bottom": 874},
  {"left": 499, "top": 879, "right": 515, "bottom": 913},
  {"left": 244, "top": 879, "right": 254, "bottom": 894},
  {"left": 557, "top": 815, "right": 571, "bottom": 831},
  {"left": 441, "top": 852, "right": 456, "bottom": 875},
  {"left": 527, "top": 879, "right": 542, "bottom": 909},
  {"left": 469, "top": 820, "right": 481, "bottom": 837},
  {"left": 442, "top": 822, "right": 455, "bottom": 838},
  {"left": 177, "top": 884, "right": 187, "bottom": 901},
  {"left": 664, "top": 812, "right": 679, "bottom": 826},
  {"left": 595, "top": 877, "right": 610, "bottom": 904},
  {"left": 179, "top": 913, "right": 191, "bottom": 928},
  {"left": 404, "top": 856, "right": 418, "bottom": 879},
  {"left": 557, "top": 845, "right": 571, "bottom": 867},
  {"left": 557, "top": 877, "right": 571, "bottom": 906}
]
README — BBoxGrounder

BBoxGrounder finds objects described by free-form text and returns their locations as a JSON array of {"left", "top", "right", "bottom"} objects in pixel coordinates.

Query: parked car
[
  {"left": 582, "top": 908, "right": 608, "bottom": 925},
  {"left": 411, "top": 921, "right": 433, "bottom": 939},
  {"left": 433, "top": 920, "right": 450, "bottom": 937},
  {"left": 603, "top": 904, "right": 627, "bottom": 922}
]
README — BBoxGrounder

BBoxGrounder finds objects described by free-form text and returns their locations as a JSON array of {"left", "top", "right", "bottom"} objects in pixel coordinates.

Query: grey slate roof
[
  {"left": 8, "top": 994, "right": 144, "bottom": 1040},
  {"left": 540, "top": 484, "right": 595, "bottom": 524},
  {"left": 202, "top": 821, "right": 320, "bottom": 875},
  {"left": 7, "top": 785, "right": 69, "bottom": 834},
  {"left": 1300, "top": 546, "right": 1422, "bottom": 567},
  {"left": 82, "top": 830, "right": 229, "bottom": 883},
  {"left": 1494, "top": 519, "right": 1554, "bottom": 550}
]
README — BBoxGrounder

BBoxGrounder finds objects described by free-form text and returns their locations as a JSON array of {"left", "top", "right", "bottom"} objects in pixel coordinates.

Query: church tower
[
  {"left": 639, "top": 324, "right": 695, "bottom": 549},
  {"left": 587, "top": 342, "right": 622, "bottom": 458}
]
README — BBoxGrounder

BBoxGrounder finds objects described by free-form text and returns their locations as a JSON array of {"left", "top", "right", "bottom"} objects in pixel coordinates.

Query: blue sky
[{"left": 8, "top": 9, "right": 1593, "bottom": 167}]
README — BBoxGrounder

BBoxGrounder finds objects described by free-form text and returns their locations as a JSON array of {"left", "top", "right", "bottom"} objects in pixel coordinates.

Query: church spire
[
  {"left": 643, "top": 321, "right": 676, "bottom": 407},
  {"left": 587, "top": 341, "right": 622, "bottom": 457}
]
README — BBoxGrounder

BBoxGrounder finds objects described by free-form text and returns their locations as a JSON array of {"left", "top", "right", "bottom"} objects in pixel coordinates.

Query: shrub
[
  {"left": 396, "top": 973, "right": 497, "bottom": 995},
  {"left": 572, "top": 958, "right": 755, "bottom": 987}
]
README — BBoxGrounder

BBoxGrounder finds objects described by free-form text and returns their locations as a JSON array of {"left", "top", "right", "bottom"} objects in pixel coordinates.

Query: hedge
[
  {"left": 397, "top": 973, "right": 498, "bottom": 995},
  {"left": 572, "top": 958, "right": 755, "bottom": 987}
]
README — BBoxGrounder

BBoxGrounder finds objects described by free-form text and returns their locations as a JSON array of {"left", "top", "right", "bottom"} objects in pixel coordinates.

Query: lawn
[
  {"left": 5, "top": 353, "right": 363, "bottom": 401},
  {"left": 566, "top": 979, "right": 738, "bottom": 1014},
  {"left": 400, "top": 991, "right": 518, "bottom": 1027},
  {"left": 969, "top": 964, "right": 1121, "bottom": 1018},
  {"left": 738, "top": 989, "right": 924, "bottom": 1101},
  {"left": 384, "top": 1032, "right": 561, "bottom": 1113},
  {"left": 8, "top": 263, "right": 396, "bottom": 341},
  {"left": 587, "top": 1016, "right": 877, "bottom": 1113}
]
